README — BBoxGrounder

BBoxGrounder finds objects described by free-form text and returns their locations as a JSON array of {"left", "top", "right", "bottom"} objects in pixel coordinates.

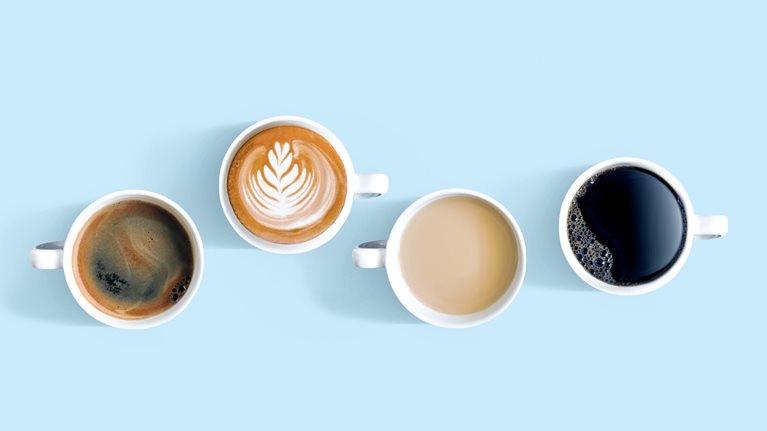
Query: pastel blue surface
[{"left": 1, "top": 1, "right": 764, "bottom": 429}]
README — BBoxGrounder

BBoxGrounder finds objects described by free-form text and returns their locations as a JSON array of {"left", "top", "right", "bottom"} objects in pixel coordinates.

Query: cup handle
[
  {"left": 354, "top": 174, "right": 388, "bottom": 199},
  {"left": 30, "top": 241, "right": 65, "bottom": 269},
  {"left": 352, "top": 240, "right": 387, "bottom": 269},
  {"left": 692, "top": 215, "right": 728, "bottom": 240}
]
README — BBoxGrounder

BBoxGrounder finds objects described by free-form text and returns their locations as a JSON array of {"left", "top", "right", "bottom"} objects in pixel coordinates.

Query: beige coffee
[
  {"left": 227, "top": 125, "right": 348, "bottom": 244},
  {"left": 398, "top": 195, "right": 519, "bottom": 315}
]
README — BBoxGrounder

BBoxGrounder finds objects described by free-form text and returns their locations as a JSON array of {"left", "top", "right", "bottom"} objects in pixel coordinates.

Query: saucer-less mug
[
  {"left": 220, "top": 115, "right": 389, "bottom": 254},
  {"left": 30, "top": 190, "right": 204, "bottom": 329},
  {"left": 353, "top": 189, "right": 527, "bottom": 328},
  {"left": 559, "top": 157, "right": 728, "bottom": 295}
]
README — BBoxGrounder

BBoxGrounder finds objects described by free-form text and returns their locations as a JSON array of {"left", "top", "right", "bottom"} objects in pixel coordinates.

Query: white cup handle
[
  {"left": 354, "top": 174, "right": 388, "bottom": 199},
  {"left": 30, "top": 241, "right": 65, "bottom": 270},
  {"left": 692, "top": 215, "right": 728, "bottom": 240},
  {"left": 352, "top": 240, "right": 387, "bottom": 269}
]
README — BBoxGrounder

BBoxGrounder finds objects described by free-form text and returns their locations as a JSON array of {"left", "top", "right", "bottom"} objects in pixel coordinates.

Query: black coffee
[{"left": 567, "top": 167, "right": 686, "bottom": 285}]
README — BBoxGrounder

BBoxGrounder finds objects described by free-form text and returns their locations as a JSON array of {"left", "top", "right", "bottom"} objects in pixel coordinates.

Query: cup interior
[
  {"left": 219, "top": 116, "right": 357, "bottom": 254},
  {"left": 385, "top": 189, "right": 526, "bottom": 328},
  {"left": 63, "top": 190, "right": 204, "bottom": 329},
  {"left": 558, "top": 157, "right": 695, "bottom": 295}
]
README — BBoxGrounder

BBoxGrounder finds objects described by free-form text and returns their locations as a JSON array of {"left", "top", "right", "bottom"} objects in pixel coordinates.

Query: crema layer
[{"left": 73, "top": 200, "right": 195, "bottom": 320}]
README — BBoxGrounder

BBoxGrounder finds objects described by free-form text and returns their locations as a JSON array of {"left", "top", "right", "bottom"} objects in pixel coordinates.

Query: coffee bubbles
[{"left": 567, "top": 202, "right": 617, "bottom": 284}]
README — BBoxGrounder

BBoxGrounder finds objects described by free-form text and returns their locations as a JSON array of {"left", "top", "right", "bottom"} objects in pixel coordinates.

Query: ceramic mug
[
  {"left": 219, "top": 115, "right": 389, "bottom": 254},
  {"left": 29, "top": 190, "right": 204, "bottom": 329},
  {"left": 559, "top": 157, "right": 728, "bottom": 295},
  {"left": 352, "top": 189, "right": 527, "bottom": 328}
]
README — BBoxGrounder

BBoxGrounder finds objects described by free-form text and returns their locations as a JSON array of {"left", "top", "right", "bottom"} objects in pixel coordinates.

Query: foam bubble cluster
[
  {"left": 170, "top": 274, "right": 192, "bottom": 303},
  {"left": 567, "top": 177, "right": 618, "bottom": 285}
]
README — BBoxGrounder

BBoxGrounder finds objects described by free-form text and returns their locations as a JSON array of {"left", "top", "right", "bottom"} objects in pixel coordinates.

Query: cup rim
[
  {"left": 218, "top": 115, "right": 357, "bottom": 254},
  {"left": 62, "top": 190, "right": 205, "bottom": 329},
  {"left": 558, "top": 157, "right": 696, "bottom": 296},
  {"left": 384, "top": 188, "right": 527, "bottom": 328}
]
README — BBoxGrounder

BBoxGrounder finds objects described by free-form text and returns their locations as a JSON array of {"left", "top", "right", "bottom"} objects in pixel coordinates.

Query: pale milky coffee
[{"left": 398, "top": 196, "right": 519, "bottom": 315}]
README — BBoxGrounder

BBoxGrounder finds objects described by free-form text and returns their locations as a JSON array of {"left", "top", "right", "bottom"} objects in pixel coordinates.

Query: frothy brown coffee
[
  {"left": 227, "top": 125, "right": 348, "bottom": 244},
  {"left": 73, "top": 200, "right": 195, "bottom": 320}
]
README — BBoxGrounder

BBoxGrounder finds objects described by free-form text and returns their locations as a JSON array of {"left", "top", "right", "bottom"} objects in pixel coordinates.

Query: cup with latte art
[{"left": 220, "top": 116, "right": 388, "bottom": 253}]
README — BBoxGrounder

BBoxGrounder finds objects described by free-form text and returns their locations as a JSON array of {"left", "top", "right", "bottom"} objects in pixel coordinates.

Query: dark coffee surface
[
  {"left": 567, "top": 167, "right": 686, "bottom": 285},
  {"left": 73, "top": 200, "right": 194, "bottom": 319}
]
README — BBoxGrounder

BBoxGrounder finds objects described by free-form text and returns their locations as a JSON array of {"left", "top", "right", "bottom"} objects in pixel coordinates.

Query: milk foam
[{"left": 236, "top": 140, "right": 339, "bottom": 231}]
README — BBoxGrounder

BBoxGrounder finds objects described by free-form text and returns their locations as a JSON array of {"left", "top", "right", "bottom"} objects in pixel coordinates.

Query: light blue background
[{"left": 1, "top": 1, "right": 764, "bottom": 429}]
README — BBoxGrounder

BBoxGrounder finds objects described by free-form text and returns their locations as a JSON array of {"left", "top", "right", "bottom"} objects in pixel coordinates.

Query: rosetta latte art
[
  {"left": 240, "top": 140, "right": 338, "bottom": 231},
  {"left": 246, "top": 142, "right": 319, "bottom": 218},
  {"left": 227, "top": 125, "right": 348, "bottom": 244}
]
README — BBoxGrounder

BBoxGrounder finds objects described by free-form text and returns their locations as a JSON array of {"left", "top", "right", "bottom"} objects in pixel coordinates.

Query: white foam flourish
[{"left": 240, "top": 140, "right": 336, "bottom": 230}]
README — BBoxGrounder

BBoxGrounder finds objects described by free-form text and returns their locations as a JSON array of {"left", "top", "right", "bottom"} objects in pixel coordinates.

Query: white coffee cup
[
  {"left": 352, "top": 189, "right": 527, "bottom": 328},
  {"left": 29, "top": 190, "right": 204, "bottom": 329},
  {"left": 559, "top": 157, "right": 728, "bottom": 295},
  {"left": 219, "top": 115, "right": 389, "bottom": 254}
]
